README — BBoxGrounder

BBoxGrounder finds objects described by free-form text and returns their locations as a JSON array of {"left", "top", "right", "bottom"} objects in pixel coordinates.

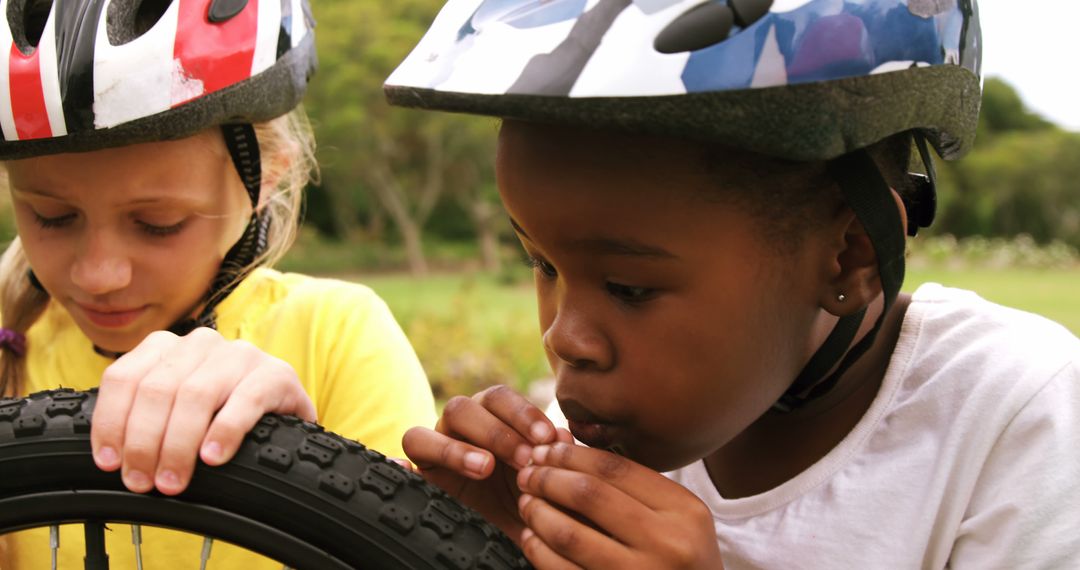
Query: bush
[
  {"left": 908, "top": 234, "right": 1080, "bottom": 270},
  {"left": 361, "top": 273, "right": 550, "bottom": 399}
]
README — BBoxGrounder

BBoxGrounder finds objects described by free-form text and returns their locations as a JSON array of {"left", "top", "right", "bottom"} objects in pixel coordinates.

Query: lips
[
  {"left": 567, "top": 419, "right": 618, "bottom": 449},
  {"left": 559, "top": 398, "right": 621, "bottom": 450},
  {"left": 77, "top": 304, "right": 147, "bottom": 329}
]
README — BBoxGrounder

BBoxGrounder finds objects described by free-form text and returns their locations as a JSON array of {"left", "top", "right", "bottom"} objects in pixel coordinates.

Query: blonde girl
[{"left": 0, "top": 0, "right": 435, "bottom": 567}]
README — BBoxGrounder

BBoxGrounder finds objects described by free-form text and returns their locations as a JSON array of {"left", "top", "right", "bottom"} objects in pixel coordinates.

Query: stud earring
[{"left": 837, "top": 293, "right": 847, "bottom": 303}]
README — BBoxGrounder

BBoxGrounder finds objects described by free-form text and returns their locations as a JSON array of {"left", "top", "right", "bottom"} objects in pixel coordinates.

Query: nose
[
  {"left": 542, "top": 298, "right": 614, "bottom": 372},
  {"left": 70, "top": 231, "right": 133, "bottom": 296}
]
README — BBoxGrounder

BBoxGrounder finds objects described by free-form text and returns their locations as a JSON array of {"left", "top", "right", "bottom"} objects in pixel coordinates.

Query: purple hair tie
[{"left": 0, "top": 328, "right": 26, "bottom": 357}]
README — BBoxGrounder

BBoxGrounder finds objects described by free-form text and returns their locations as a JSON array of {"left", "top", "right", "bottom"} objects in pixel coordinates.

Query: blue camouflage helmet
[
  {"left": 385, "top": 0, "right": 984, "bottom": 411},
  {"left": 385, "top": 0, "right": 981, "bottom": 161}
]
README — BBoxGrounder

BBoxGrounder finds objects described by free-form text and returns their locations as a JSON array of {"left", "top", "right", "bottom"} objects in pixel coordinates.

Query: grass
[
  {"left": 905, "top": 268, "right": 1080, "bottom": 333},
  {"left": 350, "top": 271, "right": 548, "bottom": 398}
]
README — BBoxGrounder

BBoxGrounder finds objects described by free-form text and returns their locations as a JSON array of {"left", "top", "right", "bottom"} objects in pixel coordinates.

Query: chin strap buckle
[
  {"left": 904, "top": 132, "right": 939, "bottom": 237},
  {"left": 904, "top": 172, "right": 936, "bottom": 237}
]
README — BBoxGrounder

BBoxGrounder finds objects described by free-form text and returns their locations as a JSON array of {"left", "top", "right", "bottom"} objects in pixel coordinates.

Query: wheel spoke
[
  {"left": 49, "top": 525, "right": 59, "bottom": 570},
  {"left": 199, "top": 536, "right": 213, "bottom": 570},
  {"left": 131, "top": 524, "right": 144, "bottom": 570},
  {"left": 83, "top": 521, "right": 109, "bottom": 570}
]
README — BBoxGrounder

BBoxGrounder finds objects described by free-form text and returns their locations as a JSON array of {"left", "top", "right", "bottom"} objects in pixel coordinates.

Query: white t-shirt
[{"left": 550, "top": 284, "right": 1080, "bottom": 569}]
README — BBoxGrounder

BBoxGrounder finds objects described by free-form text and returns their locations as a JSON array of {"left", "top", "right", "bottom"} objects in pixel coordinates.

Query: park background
[{"left": 2, "top": 0, "right": 1078, "bottom": 401}]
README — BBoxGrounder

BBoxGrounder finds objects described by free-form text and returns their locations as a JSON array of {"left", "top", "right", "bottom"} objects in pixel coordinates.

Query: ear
[{"left": 818, "top": 188, "right": 908, "bottom": 316}]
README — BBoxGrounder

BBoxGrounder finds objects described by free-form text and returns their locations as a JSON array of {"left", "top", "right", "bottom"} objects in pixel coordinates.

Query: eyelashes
[
  {"left": 33, "top": 212, "right": 187, "bottom": 238},
  {"left": 524, "top": 254, "right": 557, "bottom": 278},
  {"left": 33, "top": 212, "right": 76, "bottom": 229},
  {"left": 136, "top": 220, "right": 187, "bottom": 237},
  {"left": 523, "top": 253, "right": 657, "bottom": 304}
]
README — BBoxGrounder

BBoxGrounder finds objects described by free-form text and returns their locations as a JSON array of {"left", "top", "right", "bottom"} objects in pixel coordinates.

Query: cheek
[
  {"left": 13, "top": 215, "right": 70, "bottom": 286},
  {"left": 137, "top": 222, "right": 231, "bottom": 299},
  {"left": 534, "top": 277, "right": 556, "bottom": 336},
  {"left": 619, "top": 291, "right": 804, "bottom": 440}
]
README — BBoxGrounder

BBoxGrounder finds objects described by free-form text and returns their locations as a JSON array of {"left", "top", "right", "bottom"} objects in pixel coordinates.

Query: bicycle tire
[{"left": 0, "top": 388, "right": 531, "bottom": 570}]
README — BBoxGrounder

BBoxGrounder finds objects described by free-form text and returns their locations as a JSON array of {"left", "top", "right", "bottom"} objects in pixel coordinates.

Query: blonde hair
[
  {"left": 0, "top": 107, "right": 318, "bottom": 397},
  {"left": 252, "top": 106, "right": 319, "bottom": 269}
]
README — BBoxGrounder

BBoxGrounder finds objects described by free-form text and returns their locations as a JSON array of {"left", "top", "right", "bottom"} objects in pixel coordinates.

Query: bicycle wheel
[{"left": 0, "top": 388, "right": 530, "bottom": 569}]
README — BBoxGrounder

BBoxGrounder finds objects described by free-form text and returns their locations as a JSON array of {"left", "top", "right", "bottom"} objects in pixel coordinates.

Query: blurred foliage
[
  {"left": 0, "top": 21, "right": 1076, "bottom": 269},
  {"left": 908, "top": 234, "right": 1079, "bottom": 270},
  {"left": 358, "top": 272, "right": 550, "bottom": 398},
  {"left": 302, "top": 0, "right": 505, "bottom": 274},
  {"left": 298, "top": 38, "right": 1080, "bottom": 271},
  {"left": 975, "top": 77, "right": 1056, "bottom": 138},
  {"left": 933, "top": 78, "right": 1080, "bottom": 249}
]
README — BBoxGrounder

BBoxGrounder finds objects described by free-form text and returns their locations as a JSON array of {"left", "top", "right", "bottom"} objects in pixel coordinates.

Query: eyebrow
[
  {"left": 509, "top": 216, "right": 678, "bottom": 259},
  {"left": 11, "top": 188, "right": 65, "bottom": 200},
  {"left": 13, "top": 187, "right": 200, "bottom": 207}
]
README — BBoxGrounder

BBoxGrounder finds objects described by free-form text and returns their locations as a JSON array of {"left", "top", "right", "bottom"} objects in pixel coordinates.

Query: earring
[{"left": 837, "top": 293, "right": 847, "bottom": 303}]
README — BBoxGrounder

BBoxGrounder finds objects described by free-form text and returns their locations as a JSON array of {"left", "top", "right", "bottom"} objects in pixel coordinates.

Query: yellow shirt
[{"left": 3, "top": 268, "right": 437, "bottom": 569}]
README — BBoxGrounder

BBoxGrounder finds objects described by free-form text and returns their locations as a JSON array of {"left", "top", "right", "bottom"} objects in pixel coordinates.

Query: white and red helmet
[{"left": 0, "top": 0, "right": 316, "bottom": 159}]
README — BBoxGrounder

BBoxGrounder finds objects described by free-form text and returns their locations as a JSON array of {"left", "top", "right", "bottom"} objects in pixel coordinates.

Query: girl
[
  {"left": 0, "top": 0, "right": 435, "bottom": 567},
  {"left": 380, "top": 0, "right": 1080, "bottom": 568}
]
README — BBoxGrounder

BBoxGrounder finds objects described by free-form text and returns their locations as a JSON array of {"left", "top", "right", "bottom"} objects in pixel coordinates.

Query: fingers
[
  {"left": 474, "top": 385, "right": 558, "bottom": 446},
  {"left": 517, "top": 460, "right": 652, "bottom": 548},
  {"left": 403, "top": 426, "right": 495, "bottom": 480},
  {"left": 555, "top": 427, "right": 575, "bottom": 445},
  {"left": 518, "top": 444, "right": 722, "bottom": 568},
  {"left": 201, "top": 354, "right": 316, "bottom": 466},
  {"left": 518, "top": 494, "right": 623, "bottom": 569},
  {"left": 92, "top": 327, "right": 312, "bottom": 496},
  {"left": 436, "top": 386, "right": 553, "bottom": 470},
  {"left": 115, "top": 329, "right": 220, "bottom": 492},
  {"left": 150, "top": 340, "right": 268, "bottom": 493},
  {"left": 91, "top": 331, "right": 181, "bottom": 473},
  {"left": 528, "top": 443, "right": 686, "bottom": 510}
]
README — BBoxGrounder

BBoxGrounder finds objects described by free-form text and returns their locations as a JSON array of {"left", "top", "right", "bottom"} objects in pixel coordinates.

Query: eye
[
  {"left": 524, "top": 255, "right": 557, "bottom": 279},
  {"left": 137, "top": 220, "right": 186, "bottom": 237},
  {"left": 33, "top": 212, "right": 76, "bottom": 229},
  {"left": 606, "top": 282, "right": 656, "bottom": 304}
]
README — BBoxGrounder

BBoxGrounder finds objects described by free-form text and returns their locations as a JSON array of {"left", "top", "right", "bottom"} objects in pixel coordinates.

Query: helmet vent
[
  {"left": 209, "top": 0, "right": 249, "bottom": 23},
  {"left": 655, "top": 2, "right": 734, "bottom": 54},
  {"left": 135, "top": 0, "right": 171, "bottom": 36},
  {"left": 654, "top": 0, "right": 772, "bottom": 54},
  {"left": 16, "top": 0, "right": 53, "bottom": 50},
  {"left": 107, "top": 0, "right": 171, "bottom": 46},
  {"left": 729, "top": 0, "right": 772, "bottom": 28}
]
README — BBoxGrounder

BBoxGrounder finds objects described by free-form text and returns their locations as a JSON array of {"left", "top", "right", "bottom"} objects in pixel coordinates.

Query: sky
[{"left": 979, "top": 0, "right": 1080, "bottom": 131}]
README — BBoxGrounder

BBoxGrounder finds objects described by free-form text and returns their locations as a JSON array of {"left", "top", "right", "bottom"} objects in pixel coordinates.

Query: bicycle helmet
[
  {"left": 385, "top": 0, "right": 982, "bottom": 409},
  {"left": 0, "top": 0, "right": 316, "bottom": 343}
]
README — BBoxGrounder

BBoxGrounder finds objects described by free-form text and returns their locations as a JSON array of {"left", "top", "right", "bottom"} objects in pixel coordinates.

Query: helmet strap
[
  {"left": 773, "top": 149, "right": 905, "bottom": 412},
  {"left": 165, "top": 123, "right": 269, "bottom": 338}
]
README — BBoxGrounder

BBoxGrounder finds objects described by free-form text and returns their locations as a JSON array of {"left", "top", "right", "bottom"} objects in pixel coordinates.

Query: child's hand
[
  {"left": 89, "top": 328, "right": 317, "bottom": 495},
  {"left": 516, "top": 443, "right": 724, "bottom": 569},
  {"left": 402, "top": 385, "right": 573, "bottom": 539}
]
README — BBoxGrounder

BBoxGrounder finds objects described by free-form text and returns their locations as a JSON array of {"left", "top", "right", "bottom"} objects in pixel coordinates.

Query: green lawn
[
  {"left": 355, "top": 273, "right": 537, "bottom": 330},
  {"left": 351, "top": 272, "right": 547, "bottom": 397},
  {"left": 905, "top": 268, "right": 1080, "bottom": 333}
]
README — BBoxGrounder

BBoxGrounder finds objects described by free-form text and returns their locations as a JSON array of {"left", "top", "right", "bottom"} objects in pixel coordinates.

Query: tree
[
  {"left": 304, "top": 0, "right": 503, "bottom": 275},
  {"left": 977, "top": 77, "right": 1054, "bottom": 140},
  {"left": 934, "top": 77, "right": 1080, "bottom": 248}
]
